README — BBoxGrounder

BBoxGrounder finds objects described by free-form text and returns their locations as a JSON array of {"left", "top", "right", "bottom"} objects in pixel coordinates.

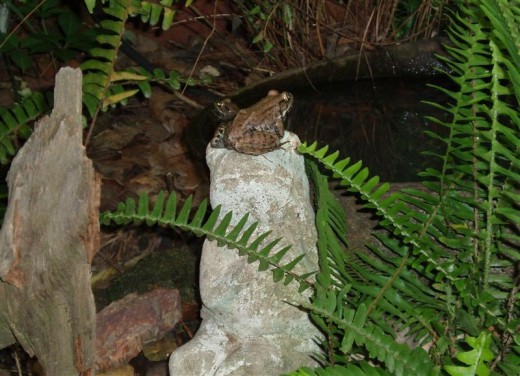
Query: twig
[
  {"left": 181, "top": 0, "right": 220, "bottom": 96},
  {"left": 173, "top": 90, "right": 204, "bottom": 109},
  {"left": 0, "top": 0, "right": 46, "bottom": 50}
]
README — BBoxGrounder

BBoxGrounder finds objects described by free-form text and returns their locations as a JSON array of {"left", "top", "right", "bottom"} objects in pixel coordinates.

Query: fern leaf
[
  {"left": 280, "top": 254, "right": 304, "bottom": 274},
  {"left": 272, "top": 267, "right": 284, "bottom": 283},
  {"left": 198, "top": 205, "right": 219, "bottom": 233},
  {"left": 84, "top": 0, "right": 95, "bottom": 13},
  {"left": 498, "top": 334, "right": 520, "bottom": 375},
  {"left": 258, "top": 237, "right": 282, "bottom": 258},
  {"left": 300, "top": 142, "right": 454, "bottom": 285},
  {"left": 103, "top": 89, "right": 139, "bottom": 107},
  {"left": 283, "top": 362, "right": 390, "bottom": 375},
  {"left": 268, "top": 245, "right": 291, "bottom": 264},
  {"left": 129, "top": 1, "right": 179, "bottom": 31},
  {"left": 306, "top": 159, "right": 349, "bottom": 289},
  {"left": 176, "top": 195, "right": 193, "bottom": 225},
  {"left": 137, "top": 191, "right": 149, "bottom": 218},
  {"left": 161, "top": 191, "right": 178, "bottom": 222},
  {"left": 188, "top": 199, "right": 208, "bottom": 230},
  {"left": 340, "top": 304, "right": 367, "bottom": 353},
  {"left": 109, "top": 71, "right": 148, "bottom": 82},
  {"left": 304, "top": 302, "right": 438, "bottom": 376},
  {"left": 444, "top": 332, "right": 494, "bottom": 376},
  {"left": 81, "top": 0, "right": 129, "bottom": 118},
  {"left": 213, "top": 211, "right": 233, "bottom": 237},
  {"left": 246, "top": 231, "right": 271, "bottom": 253},
  {"left": 0, "top": 92, "right": 50, "bottom": 164},
  {"left": 237, "top": 220, "right": 258, "bottom": 245},
  {"left": 149, "top": 191, "right": 165, "bottom": 222}
]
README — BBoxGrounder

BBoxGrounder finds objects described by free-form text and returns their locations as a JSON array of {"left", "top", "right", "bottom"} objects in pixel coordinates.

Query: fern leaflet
[{"left": 0, "top": 91, "right": 51, "bottom": 164}]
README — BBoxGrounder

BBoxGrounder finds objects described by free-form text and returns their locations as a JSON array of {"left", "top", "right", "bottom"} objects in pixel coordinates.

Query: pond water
[{"left": 286, "top": 77, "right": 452, "bottom": 182}]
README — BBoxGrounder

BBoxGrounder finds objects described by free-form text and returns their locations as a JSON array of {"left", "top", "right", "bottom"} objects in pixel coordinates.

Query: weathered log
[{"left": 0, "top": 68, "right": 99, "bottom": 375}]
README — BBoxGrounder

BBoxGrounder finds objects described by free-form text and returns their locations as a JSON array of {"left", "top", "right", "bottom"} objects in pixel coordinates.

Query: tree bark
[{"left": 0, "top": 67, "right": 99, "bottom": 375}]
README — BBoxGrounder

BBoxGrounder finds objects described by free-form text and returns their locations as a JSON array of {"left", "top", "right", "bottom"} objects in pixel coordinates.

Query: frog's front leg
[
  {"left": 273, "top": 118, "right": 285, "bottom": 138},
  {"left": 231, "top": 132, "right": 282, "bottom": 155},
  {"left": 210, "top": 124, "right": 227, "bottom": 148}
]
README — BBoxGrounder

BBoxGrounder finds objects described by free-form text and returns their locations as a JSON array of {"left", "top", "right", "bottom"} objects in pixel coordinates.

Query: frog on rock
[{"left": 210, "top": 90, "right": 293, "bottom": 155}]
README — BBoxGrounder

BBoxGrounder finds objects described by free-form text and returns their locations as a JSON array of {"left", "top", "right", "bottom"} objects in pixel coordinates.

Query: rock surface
[
  {"left": 169, "top": 132, "right": 321, "bottom": 375},
  {"left": 95, "top": 288, "right": 181, "bottom": 372}
]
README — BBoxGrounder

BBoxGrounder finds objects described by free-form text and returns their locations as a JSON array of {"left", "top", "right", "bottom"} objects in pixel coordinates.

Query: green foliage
[
  {"left": 100, "top": 191, "right": 313, "bottom": 293},
  {"left": 0, "top": 91, "right": 51, "bottom": 164},
  {"left": 444, "top": 332, "right": 494, "bottom": 376},
  {"left": 0, "top": 0, "right": 202, "bottom": 157},
  {"left": 0, "top": 0, "right": 98, "bottom": 167},
  {"left": 81, "top": 0, "right": 198, "bottom": 120},
  {"left": 283, "top": 361, "right": 390, "bottom": 376},
  {"left": 0, "top": 0, "right": 96, "bottom": 164},
  {"left": 84, "top": 0, "right": 188, "bottom": 29},
  {"left": 81, "top": 0, "right": 133, "bottom": 117},
  {"left": 302, "top": 155, "right": 441, "bottom": 375},
  {"left": 131, "top": 0, "right": 178, "bottom": 30},
  {"left": 0, "top": 0, "right": 187, "bottom": 160},
  {"left": 0, "top": 0, "right": 201, "bottom": 223},
  {"left": 291, "top": 0, "right": 519, "bottom": 374},
  {"left": 239, "top": 1, "right": 293, "bottom": 53},
  {"left": 0, "top": 0, "right": 99, "bottom": 71}
]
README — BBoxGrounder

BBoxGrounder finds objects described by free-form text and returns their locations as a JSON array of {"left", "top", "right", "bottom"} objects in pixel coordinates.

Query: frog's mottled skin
[{"left": 210, "top": 90, "right": 293, "bottom": 155}]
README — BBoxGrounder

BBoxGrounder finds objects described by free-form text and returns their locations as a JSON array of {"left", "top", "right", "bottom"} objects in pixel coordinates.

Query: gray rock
[{"left": 169, "top": 132, "right": 321, "bottom": 375}]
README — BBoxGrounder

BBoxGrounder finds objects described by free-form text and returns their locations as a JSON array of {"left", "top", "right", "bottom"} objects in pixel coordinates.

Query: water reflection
[{"left": 287, "top": 78, "right": 452, "bottom": 182}]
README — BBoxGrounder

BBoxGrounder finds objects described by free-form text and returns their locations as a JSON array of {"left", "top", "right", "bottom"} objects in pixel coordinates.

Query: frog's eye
[
  {"left": 214, "top": 101, "right": 226, "bottom": 112},
  {"left": 214, "top": 99, "right": 238, "bottom": 120},
  {"left": 214, "top": 101, "right": 231, "bottom": 118}
]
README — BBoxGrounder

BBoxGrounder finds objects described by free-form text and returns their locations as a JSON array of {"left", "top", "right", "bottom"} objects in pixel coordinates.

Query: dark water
[{"left": 286, "top": 77, "right": 452, "bottom": 182}]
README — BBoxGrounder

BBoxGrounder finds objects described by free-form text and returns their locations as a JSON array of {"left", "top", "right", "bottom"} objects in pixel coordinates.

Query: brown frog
[{"left": 210, "top": 90, "right": 293, "bottom": 155}]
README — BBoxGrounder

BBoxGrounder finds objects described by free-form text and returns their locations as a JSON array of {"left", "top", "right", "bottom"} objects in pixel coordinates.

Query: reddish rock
[{"left": 96, "top": 289, "right": 181, "bottom": 371}]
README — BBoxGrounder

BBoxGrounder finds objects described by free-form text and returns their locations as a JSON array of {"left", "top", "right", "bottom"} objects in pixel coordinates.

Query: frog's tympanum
[{"left": 210, "top": 90, "right": 293, "bottom": 155}]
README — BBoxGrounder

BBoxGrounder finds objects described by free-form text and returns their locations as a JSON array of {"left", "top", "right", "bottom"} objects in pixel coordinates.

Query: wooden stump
[{"left": 0, "top": 68, "right": 99, "bottom": 375}]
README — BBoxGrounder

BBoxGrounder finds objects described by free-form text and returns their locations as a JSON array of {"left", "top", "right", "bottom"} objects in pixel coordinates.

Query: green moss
[{"left": 93, "top": 244, "right": 200, "bottom": 309}]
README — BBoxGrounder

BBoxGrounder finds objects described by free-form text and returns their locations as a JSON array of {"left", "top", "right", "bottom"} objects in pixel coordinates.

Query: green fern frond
[
  {"left": 444, "top": 332, "right": 494, "bottom": 376},
  {"left": 102, "top": 66, "right": 201, "bottom": 108},
  {"left": 79, "top": 0, "right": 204, "bottom": 126},
  {"left": 283, "top": 361, "right": 390, "bottom": 376},
  {"left": 305, "top": 158, "right": 443, "bottom": 368},
  {"left": 300, "top": 115, "right": 516, "bottom": 340},
  {"left": 81, "top": 0, "right": 130, "bottom": 117},
  {"left": 84, "top": 0, "right": 179, "bottom": 30},
  {"left": 306, "top": 159, "right": 349, "bottom": 290},
  {"left": 0, "top": 91, "right": 51, "bottom": 164},
  {"left": 498, "top": 333, "right": 520, "bottom": 375},
  {"left": 479, "top": 0, "right": 520, "bottom": 99},
  {"left": 423, "top": 1, "right": 519, "bottom": 334},
  {"left": 303, "top": 303, "right": 439, "bottom": 376},
  {"left": 299, "top": 143, "right": 454, "bottom": 285},
  {"left": 129, "top": 0, "right": 177, "bottom": 30},
  {"left": 100, "top": 191, "right": 313, "bottom": 292}
]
